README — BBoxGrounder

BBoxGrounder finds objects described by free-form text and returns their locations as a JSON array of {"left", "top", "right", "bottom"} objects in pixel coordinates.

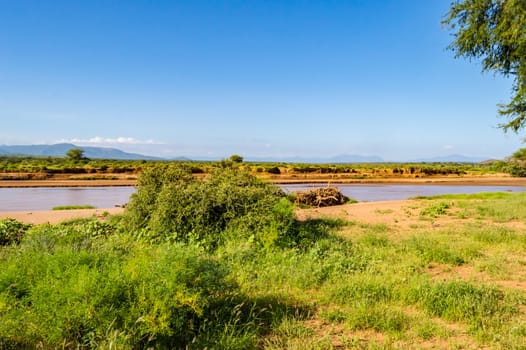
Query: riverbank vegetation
[
  {"left": 1, "top": 165, "right": 526, "bottom": 348},
  {"left": 2, "top": 149, "right": 526, "bottom": 182},
  {"left": 52, "top": 205, "right": 96, "bottom": 211}
]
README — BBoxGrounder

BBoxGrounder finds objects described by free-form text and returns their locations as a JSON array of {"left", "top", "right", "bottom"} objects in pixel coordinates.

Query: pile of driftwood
[{"left": 293, "top": 186, "right": 349, "bottom": 207}]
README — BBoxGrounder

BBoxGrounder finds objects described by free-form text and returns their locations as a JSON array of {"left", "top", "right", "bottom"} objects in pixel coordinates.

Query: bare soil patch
[
  {"left": 296, "top": 200, "right": 438, "bottom": 235},
  {"left": 1, "top": 173, "right": 526, "bottom": 187},
  {"left": 0, "top": 207, "right": 124, "bottom": 224},
  {"left": 0, "top": 179, "right": 136, "bottom": 188}
]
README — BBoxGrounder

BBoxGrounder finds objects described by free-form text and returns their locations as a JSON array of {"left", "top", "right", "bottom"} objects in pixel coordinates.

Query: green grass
[
  {"left": 415, "top": 191, "right": 526, "bottom": 222},
  {"left": 2, "top": 190, "right": 526, "bottom": 348},
  {"left": 52, "top": 205, "right": 96, "bottom": 210},
  {"left": 412, "top": 192, "right": 515, "bottom": 200},
  {"left": 419, "top": 201, "right": 452, "bottom": 218}
]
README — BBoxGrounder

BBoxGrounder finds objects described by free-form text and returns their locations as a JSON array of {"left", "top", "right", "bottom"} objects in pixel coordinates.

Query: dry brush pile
[{"left": 293, "top": 186, "right": 349, "bottom": 207}]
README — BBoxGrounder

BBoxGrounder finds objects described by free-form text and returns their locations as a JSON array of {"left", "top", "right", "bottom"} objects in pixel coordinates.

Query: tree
[
  {"left": 66, "top": 148, "right": 86, "bottom": 162},
  {"left": 228, "top": 154, "right": 243, "bottom": 163},
  {"left": 443, "top": 0, "right": 526, "bottom": 133},
  {"left": 511, "top": 147, "right": 526, "bottom": 161}
]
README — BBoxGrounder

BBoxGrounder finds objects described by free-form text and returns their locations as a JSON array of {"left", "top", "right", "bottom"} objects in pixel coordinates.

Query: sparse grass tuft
[
  {"left": 420, "top": 201, "right": 452, "bottom": 218},
  {"left": 52, "top": 205, "right": 96, "bottom": 210},
  {"left": 413, "top": 192, "right": 514, "bottom": 200}
]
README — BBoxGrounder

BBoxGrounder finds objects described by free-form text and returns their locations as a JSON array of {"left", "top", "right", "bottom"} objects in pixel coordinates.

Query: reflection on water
[
  {"left": 0, "top": 187, "right": 136, "bottom": 212},
  {"left": 0, "top": 184, "right": 524, "bottom": 212}
]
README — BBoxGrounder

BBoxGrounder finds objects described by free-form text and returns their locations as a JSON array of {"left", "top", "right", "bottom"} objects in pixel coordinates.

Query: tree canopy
[
  {"left": 65, "top": 148, "right": 86, "bottom": 162},
  {"left": 228, "top": 154, "right": 243, "bottom": 163},
  {"left": 443, "top": 0, "right": 526, "bottom": 133}
]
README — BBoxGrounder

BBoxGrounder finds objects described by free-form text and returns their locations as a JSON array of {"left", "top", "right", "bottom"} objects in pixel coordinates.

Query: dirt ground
[
  {"left": 0, "top": 207, "right": 125, "bottom": 225},
  {"left": 0, "top": 179, "right": 137, "bottom": 188},
  {"left": 0, "top": 199, "right": 433, "bottom": 226},
  {"left": 1, "top": 174, "right": 526, "bottom": 187},
  {"left": 298, "top": 200, "right": 457, "bottom": 235},
  {"left": 298, "top": 197, "right": 525, "bottom": 232},
  {"left": 0, "top": 197, "right": 508, "bottom": 231}
]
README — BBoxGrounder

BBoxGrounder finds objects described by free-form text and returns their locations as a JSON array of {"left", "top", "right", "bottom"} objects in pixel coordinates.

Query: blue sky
[{"left": 0, "top": 0, "right": 523, "bottom": 161}]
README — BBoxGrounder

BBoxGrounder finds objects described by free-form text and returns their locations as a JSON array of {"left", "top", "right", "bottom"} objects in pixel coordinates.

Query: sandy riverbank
[
  {"left": 0, "top": 207, "right": 125, "bottom": 225},
  {"left": 2, "top": 192, "right": 525, "bottom": 229},
  {"left": 0, "top": 179, "right": 137, "bottom": 188},
  {"left": 2, "top": 174, "right": 526, "bottom": 187},
  {"left": 0, "top": 201, "right": 417, "bottom": 226},
  {"left": 1, "top": 174, "right": 525, "bottom": 225}
]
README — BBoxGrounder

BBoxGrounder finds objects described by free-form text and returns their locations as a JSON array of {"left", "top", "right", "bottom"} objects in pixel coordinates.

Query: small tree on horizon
[
  {"left": 66, "top": 148, "right": 86, "bottom": 162},
  {"left": 229, "top": 154, "right": 243, "bottom": 163}
]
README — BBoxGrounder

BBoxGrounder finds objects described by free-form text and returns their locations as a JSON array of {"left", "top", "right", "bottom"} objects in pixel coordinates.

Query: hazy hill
[
  {"left": 0, "top": 143, "right": 163, "bottom": 160},
  {"left": 410, "top": 154, "right": 488, "bottom": 163},
  {"left": 245, "top": 154, "right": 385, "bottom": 163}
]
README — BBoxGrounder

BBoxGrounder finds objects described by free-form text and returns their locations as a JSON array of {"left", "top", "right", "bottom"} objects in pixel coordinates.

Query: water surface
[
  {"left": 281, "top": 184, "right": 525, "bottom": 202},
  {"left": 0, "top": 187, "right": 135, "bottom": 212},
  {"left": 0, "top": 184, "right": 523, "bottom": 212}
]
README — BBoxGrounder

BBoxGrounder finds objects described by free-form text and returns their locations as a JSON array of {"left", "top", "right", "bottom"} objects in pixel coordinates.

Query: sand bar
[
  {"left": 2, "top": 175, "right": 526, "bottom": 188},
  {"left": 0, "top": 207, "right": 125, "bottom": 225}
]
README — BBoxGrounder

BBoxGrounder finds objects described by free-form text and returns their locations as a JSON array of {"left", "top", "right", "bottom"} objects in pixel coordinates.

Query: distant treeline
[{"left": 0, "top": 155, "right": 517, "bottom": 178}]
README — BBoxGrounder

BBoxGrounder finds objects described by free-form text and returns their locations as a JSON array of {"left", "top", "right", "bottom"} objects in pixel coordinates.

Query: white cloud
[
  {"left": 57, "top": 137, "right": 164, "bottom": 145},
  {"left": 442, "top": 145, "right": 454, "bottom": 150}
]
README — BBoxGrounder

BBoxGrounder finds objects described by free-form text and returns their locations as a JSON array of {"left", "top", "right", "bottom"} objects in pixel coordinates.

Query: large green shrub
[
  {"left": 124, "top": 165, "right": 294, "bottom": 248},
  {"left": 123, "top": 164, "right": 195, "bottom": 230}
]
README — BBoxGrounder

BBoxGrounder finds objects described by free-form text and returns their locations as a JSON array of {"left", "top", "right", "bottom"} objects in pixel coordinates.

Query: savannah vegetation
[
  {"left": 1, "top": 2, "right": 526, "bottom": 347},
  {"left": 1, "top": 164, "right": 526, "bottom": 348},
  {"left": 2, "top": 148, "right": 526, "bottom": 180}
]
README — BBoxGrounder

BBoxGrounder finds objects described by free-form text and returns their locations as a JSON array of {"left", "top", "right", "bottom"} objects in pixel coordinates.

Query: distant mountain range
[
  {"left": 246, "top": 154, "right": 490, "bottom": 163},
  {"left": 409, "top": 154, "right": 490, "bottom": 163},
  {"left": 0, "top": 143, "right": 162, "bottom": 160},
  {"left": 245, "top": 154, "right": 384, "bottom": 163},
  {"left": 0, "top": 144, "right": 493, "bottom": 163}
]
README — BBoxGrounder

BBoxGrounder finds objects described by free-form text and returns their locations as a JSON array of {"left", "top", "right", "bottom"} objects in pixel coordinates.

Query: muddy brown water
[{"left": 0, "top": 184, "right": 524, "bottom": 212}]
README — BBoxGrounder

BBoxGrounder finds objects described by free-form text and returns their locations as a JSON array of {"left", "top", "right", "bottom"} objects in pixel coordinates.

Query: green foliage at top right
[
  {"left": 511, "top": 148, "right": 526, "bottom": 161},
  {"left": 444, "top": 0, "right": 526, "bottom": 133}
]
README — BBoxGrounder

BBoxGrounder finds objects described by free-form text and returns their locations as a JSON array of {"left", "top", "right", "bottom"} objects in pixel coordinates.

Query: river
[{"left": 0, "top": 184, "right": 524, "bottom": 212}]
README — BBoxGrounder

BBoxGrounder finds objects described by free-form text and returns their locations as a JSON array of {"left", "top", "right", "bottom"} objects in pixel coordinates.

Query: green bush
[
  {"left": 0, "top": 219, "right": 31, "bottom": 246},
  {"left": 267, "top": 166, "right": 281, "bottom": 174},
  {"left": 123, "top": 164, "right": 195, "bottom": 231},
  {"left": 124, "top": 165, "right": 295, "bottom": 248},
  {"left": 22, "top": 218, "right": 117, "bottom": 251},
  {"left": 503, "top": 162, "right": 526, "bottom": 177}
]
